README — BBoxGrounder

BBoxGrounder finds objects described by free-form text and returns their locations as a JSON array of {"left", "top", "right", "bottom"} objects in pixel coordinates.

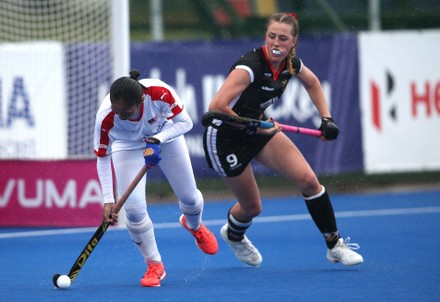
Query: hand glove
[
  {"left": 319, "top": 117, "right": 340, "bottom": 140},
  {"left": 143, "top": 139, "right": 161, "bottom": 168}
]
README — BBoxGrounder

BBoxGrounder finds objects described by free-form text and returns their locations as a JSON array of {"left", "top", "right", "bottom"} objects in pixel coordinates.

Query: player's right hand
[{"left": 256, "top": 118, "right": 282, "bottom": 136}]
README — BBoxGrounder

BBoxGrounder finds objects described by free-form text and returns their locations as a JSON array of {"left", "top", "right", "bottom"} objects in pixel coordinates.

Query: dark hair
[
  {"left": 266, "top": 12, "right": 299, "bottom": 75},
  {"left": 110, "top": 69, "right": 143, "bottom": 106},
  {"left": 129, "top": 69, "right": 140, "bottom": 80}
]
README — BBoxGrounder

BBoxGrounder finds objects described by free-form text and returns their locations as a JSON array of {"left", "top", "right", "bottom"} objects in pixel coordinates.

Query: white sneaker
[
  {"left": 220, "top": 224, "right": 262, "bottom": 267},
  {"left": 327, "top": 237, "right": 364, "bottom": 266}
]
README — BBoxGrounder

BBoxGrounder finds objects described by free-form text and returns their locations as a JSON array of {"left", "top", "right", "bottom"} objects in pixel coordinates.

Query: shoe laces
[
  {"left": 234, "top": 237, "right": 257, "bottom": 256},
  {"left": 194, "top": 225, "right": 211, "bottom": 243},
  {"left": 340, "top": 237, "right": 360, "bottom": 250},
  {"left": 144, "top": 263, "right": 163, "bottom": 278}
]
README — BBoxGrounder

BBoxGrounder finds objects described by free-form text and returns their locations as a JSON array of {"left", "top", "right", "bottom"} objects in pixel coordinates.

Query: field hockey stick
[
  {"left": 53, "top": 164, "right": 148, "bottom": 288},
  {"left": 201, "top": 110, "right": 322, "bottom": 138}
]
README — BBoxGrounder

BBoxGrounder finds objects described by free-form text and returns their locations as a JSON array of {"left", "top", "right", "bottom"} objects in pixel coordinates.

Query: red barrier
[{"left": 0, "top": 160, "right": 103, "bottom": 227}]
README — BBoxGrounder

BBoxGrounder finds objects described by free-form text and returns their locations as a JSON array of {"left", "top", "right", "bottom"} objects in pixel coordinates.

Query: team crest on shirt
[
  {"left": 281, "top": 79, "right": 288, "bottom": 89},
  {"left": 147, "top": 116, "right": 158, "bottom": 124}
]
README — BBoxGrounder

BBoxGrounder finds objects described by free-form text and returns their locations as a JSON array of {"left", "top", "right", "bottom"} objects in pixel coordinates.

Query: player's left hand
[
  {"left": 144, "top": 143, "right": 161, "bottom": 168},
  {"left": 103, "top": 202, "right": 118, "bottom": 224},
  {"left": 319, "top": 117, "right": 339, "bottom": 140}
]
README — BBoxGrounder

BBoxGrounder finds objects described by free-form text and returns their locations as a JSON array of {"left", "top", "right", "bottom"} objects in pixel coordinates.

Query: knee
[
  {"left": 124, "top": 203, "right": 147, "bottom": 223},
  {"left": 179, "top": 189, "right": 203, "bottom": 215},
  {"left": 298, "top": 172, "right": 321, "bottom": 196},
  {"left": 126, "top": 214, "right": 153, "bottom": 233}
]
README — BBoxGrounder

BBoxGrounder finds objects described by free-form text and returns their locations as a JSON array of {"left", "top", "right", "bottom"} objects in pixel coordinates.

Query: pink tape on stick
[{"left": 280, "top": 123, "right": 322, "bottom": 137}]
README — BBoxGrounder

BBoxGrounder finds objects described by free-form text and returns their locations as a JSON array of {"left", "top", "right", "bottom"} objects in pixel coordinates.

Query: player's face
[
  {"left": 265, "top": 22, "right": 296, "bottom": 65},
  {"left": 111, "top": 100, "right": 140, "bottom": 120}
]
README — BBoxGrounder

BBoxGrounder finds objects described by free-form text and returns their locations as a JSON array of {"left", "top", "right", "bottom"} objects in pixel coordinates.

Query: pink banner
[{"left": 0, "top": 160, "right": 103, "bottom": 227}]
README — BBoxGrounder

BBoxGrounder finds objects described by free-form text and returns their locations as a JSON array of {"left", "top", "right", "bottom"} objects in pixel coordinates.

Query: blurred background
[
  {"left": 128, "top": 0, "right": 440, "bottom": 198},
  {"left": 129, "top": 0, "right": 440, "bottom": 40},
  {"left": 0, "top": 0, "right": 439, "bottom": 227}
]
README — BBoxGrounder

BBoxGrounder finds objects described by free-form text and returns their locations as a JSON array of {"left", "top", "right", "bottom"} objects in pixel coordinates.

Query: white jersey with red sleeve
[{"left": 93, "top": 78, "right": 191, "bottom": 157}]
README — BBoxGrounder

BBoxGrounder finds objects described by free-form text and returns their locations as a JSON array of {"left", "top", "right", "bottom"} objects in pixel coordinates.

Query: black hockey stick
[
  {"left": 52, "top": 164, "right": 148, "bottom": 287},
  {"left": 201, "top": 110, "right": 322, "bottom": 137}
]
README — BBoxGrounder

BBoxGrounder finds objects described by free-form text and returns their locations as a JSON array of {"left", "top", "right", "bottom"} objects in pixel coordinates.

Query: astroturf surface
[{"left": 1, "top": 189, "right": 439, "bottom": 301}]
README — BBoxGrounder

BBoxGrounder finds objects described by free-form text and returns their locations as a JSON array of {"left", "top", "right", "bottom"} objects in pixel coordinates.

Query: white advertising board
[
  {"left": 0, "top": 42, "right": 67, "bottom": 159},
  {"left": 359, "top": 31, "right": 440, "bottom": 173}
]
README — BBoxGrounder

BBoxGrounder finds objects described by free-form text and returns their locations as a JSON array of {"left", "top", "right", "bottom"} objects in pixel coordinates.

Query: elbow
[
  {"left": 188, "top": 119, "right": 194, "bottom": 131},
  {"left": 208, "top": 103, "right": 218, "bottom": 111}
]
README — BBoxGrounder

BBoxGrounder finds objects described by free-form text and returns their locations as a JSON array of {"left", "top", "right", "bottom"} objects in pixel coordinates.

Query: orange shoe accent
[
  {"left": 140, "top": 262, "right": 166, "bottom": 287},
  {"left": 179, "top": 214, "right": 218, "bottom": 255}
]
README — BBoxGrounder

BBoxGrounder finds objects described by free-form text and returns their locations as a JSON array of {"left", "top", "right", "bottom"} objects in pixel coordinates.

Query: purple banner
[{"left": 131, "top": 35, "right": 363, "bottom": 179}]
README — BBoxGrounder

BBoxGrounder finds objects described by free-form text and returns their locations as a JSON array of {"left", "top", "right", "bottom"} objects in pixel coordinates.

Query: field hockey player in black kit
[{"left": 202, "top": 12, "right": 363, "bottom": 267}]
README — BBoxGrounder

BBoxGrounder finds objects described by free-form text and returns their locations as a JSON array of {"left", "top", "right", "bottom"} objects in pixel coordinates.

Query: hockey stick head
[
  {"left": 201, "top": 110, "right": 218, "bottom": 127},
  {"left": 52, "top": 165, "right": 147, "bottom": 288},
  {"left": 52, "top": 273, "right": 72, "bottom": 289},
  {"left": 52, "top": 273, "right": 61, "bottom": 288}
]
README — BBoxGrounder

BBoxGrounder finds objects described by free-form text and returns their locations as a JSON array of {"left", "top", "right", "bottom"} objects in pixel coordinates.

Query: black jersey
[
  {"left": 229, "top": 46, "right": 302, "bottom": 120},
  {"left": 203, "top": 46, "right": 302, "bottom": 177}
]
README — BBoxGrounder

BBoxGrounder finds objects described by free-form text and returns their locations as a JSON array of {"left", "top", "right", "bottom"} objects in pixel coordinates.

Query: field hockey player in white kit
[{"left": 93, "top": 70, "right": 218, "bottom": 287}]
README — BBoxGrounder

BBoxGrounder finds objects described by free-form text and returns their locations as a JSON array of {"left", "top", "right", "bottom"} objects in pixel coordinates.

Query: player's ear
[{"left": 292, "top": 37, "right": 298, "bottom": 48}]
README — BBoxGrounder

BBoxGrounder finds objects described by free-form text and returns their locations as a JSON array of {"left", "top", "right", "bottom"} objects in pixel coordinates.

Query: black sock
[
  {"left": 304, "top": 187, "right": 340, "bottom": 249},
  {"left": 323, "top": 232, "right": 340, "bottom": 249},
  {"left": 226, "top": 208, "right": 252, "bottom": 242}
]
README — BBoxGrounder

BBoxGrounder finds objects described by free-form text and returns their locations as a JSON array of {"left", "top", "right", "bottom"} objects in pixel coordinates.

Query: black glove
[
  {"left": 146, "top": 137, "right": 161, "bottom": 145},
  {"left": 319, "top": 117, "right": 339, "bottom": 140}
]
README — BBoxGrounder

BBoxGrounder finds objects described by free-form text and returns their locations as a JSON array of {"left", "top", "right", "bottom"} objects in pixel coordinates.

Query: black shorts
[{"left": 203, "top": 124, "right": 274, "bottom": 177}]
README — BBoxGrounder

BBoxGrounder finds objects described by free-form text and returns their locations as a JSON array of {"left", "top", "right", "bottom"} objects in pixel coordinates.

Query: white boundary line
[{"left": 1, "top": 206, "right": 440, "bottom": 239}]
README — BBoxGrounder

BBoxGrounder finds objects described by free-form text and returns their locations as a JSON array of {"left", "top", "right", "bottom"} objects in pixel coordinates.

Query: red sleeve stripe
[
  {"left": 146, "top": 86, "right": 183, "bottom": 116},
  {"left": 96, "top": 111, "right": 115, "bottom": 157},
  {"left": 170, "top": 102, "right": 183, "bottom": 117},
  {"left": 145, "top": 86, "right": 173, "bottom": 104}
]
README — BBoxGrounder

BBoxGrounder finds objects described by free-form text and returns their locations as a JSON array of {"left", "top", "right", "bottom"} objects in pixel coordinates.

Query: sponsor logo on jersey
[
  {"left": 260, "top": 97, "right": 278, "bottom": 109},
  {"left": 261, "top": 86, "right": 275, "bottom": 91},
  {"left": 156, "top": 121, "right": 167, "bottom": 132},
  {"left": 147, "top": 116, "right": 158, "bottom": 124}
]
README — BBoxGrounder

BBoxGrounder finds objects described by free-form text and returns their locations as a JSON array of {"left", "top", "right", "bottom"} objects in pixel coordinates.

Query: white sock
[
  {"left": 179, "top": 189, "right": 204, "bottom": 229},
  {"left": 126, "top": 216, "right": 161, "bottom": 263}
]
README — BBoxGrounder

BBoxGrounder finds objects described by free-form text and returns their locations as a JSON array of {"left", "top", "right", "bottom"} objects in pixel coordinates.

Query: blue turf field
[{"left": 1, "top": 189, "right": 439, "bottom": 302}]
